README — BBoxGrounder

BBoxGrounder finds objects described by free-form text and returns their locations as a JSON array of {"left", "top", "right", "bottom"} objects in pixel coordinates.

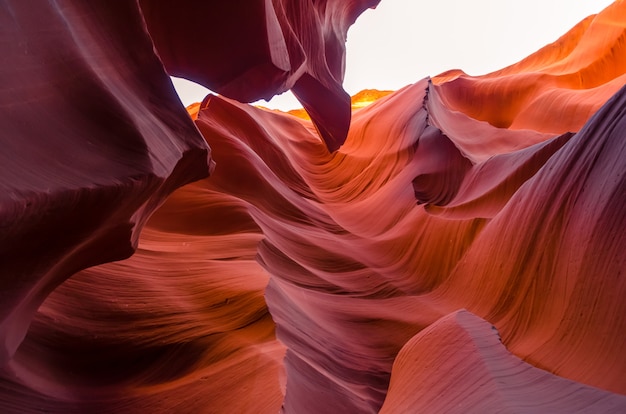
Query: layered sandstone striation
[
  {"left": 1, "top": 1, "right": 625, "bottom": 413},
  {"left": 380, "top": 311, "right": 626, "bottom": 413},
  {"left": 0, "top": 1, "right": 213, "bottom": 368}
]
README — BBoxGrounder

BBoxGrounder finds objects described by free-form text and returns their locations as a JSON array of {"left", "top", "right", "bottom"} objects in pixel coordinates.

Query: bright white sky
[{"left": 171, "top": 0, "right": 615, "bottom": 111}]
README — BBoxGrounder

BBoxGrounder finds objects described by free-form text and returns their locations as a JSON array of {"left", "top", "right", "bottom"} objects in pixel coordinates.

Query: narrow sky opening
[
  {"left": 170, "top": 77, "right": 214, "bottom": 108},
  {"left": 172, "top": 0, "right": 615, "bottom": 111}
]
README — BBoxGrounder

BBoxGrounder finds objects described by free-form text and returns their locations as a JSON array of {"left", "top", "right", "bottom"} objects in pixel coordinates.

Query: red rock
[
  {"left": 432, "top": 2, "right": 626, "bottom": 133},
  {"left": 139, "top": 0, "right": 381, "bottom": 150},
  {"left": 380, "top": 310, "right": 626, "bottom": 413},
  {"left": 1, "top": 1, "right": 625, "bottom": 413},
  {"left": 439, "top": 83, "right": 626, "bottom": 394},
  {"left": 0, "top": 0, "right": 212, "bottom": 367}
]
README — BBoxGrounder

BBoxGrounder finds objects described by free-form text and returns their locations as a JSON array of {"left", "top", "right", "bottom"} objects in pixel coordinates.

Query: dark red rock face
[
  {"left": 0, "top": 0, "right": 212, "bottom": 368},
  {"left": 1, "top": 1, "right": 625, "bottom": 413},
  {"left": 139, "top": 0, "right": 380, "bottom": 151}
]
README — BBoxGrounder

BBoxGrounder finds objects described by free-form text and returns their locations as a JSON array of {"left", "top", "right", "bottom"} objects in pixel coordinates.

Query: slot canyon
[{"left": 1, "top": 1, "right": 625, "bottom": 412}]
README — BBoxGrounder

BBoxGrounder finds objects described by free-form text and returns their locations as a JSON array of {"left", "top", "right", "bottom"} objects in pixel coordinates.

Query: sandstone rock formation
[{"left": 1, "top": 1, "right": 625, "bottom": 413}]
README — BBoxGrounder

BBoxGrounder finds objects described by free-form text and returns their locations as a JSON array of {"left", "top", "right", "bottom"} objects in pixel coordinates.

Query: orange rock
[
  {"left": 432, "top": 1, "right": 626, "bottom": 133},
  {"left": 1, "top": 1, "right": 625, "bottom": 413},
  {"left": 380, "top": 311, "right": 626, "bottom": 413}
]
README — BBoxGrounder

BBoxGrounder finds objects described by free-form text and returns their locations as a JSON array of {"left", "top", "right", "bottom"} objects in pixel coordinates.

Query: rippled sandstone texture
[{"left": 1, "top": 1, "right": 626, "bottom": 413}]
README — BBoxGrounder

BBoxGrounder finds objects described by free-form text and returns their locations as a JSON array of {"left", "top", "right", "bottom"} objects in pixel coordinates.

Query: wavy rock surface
[
  {"left": 380, "top": 310, "right": 626, "bottom": 413},
  {"left": 0, "top": 0, "right": 212, "bottom": 367},
  {"left": 432, "top": 2, "right": 626, "bottom": 134},
  {"left": 140, "top": 0, "right": 381, "bottom": 150},
  {"left": 1, "top": 1, "right": 626, "bottom": 413}
]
